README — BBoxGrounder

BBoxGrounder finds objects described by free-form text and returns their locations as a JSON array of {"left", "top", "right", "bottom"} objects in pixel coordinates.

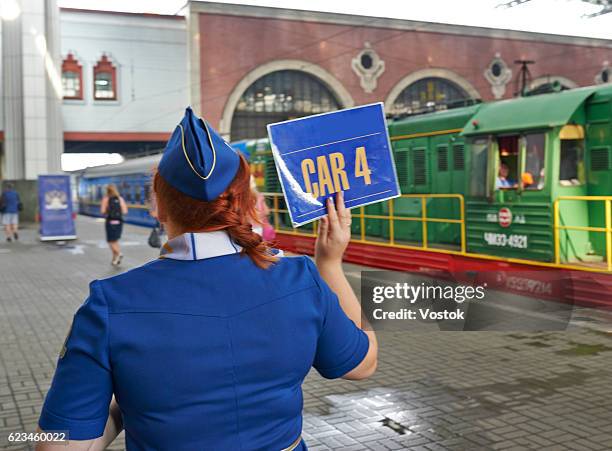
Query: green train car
[{"left": 247, "top": 84, "right": 612, "bottom": 268}]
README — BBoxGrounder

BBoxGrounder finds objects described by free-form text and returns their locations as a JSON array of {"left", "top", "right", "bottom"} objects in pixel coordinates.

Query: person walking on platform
[
  {"left": 0, "top": 183, "right": 22, "bottom": 242},
  {"left": 100, "top": 184, "right": 128, "bottom": 266},
  {"left": 36, "top": 107, "right": 378, "bottom": 451}
]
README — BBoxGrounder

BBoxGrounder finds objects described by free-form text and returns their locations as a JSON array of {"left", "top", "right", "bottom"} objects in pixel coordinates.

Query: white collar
[{"left": 159, "top": 231, "right": 242, "bottom": 261}]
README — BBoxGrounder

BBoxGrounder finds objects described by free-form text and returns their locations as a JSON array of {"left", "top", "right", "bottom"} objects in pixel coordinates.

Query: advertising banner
[
  {"left": 267, "top": 103, "right": 400, "bottom": 226},
  {"left": 38, "top": 175, "right": 77, "bottom": 241}
]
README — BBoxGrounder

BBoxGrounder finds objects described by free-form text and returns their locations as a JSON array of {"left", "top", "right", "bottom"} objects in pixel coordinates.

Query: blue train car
[{"left": 77, "top": 155, "right": 161, "bottom": 227}]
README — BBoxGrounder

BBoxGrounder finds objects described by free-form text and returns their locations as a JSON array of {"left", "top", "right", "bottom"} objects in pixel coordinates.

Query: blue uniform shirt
[
  {"left": 39, "top": 231, "right": 369, "bottom": 450},
  {"left": 1, "top": 189, "right": 20, "bottom": 213}
]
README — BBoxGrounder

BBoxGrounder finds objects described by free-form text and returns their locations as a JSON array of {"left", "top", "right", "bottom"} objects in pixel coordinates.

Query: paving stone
[{"left": 1, "top": 217, "right": 612, "bottom": 450}]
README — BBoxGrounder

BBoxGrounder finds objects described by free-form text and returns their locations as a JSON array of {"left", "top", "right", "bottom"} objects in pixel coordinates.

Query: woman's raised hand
[{"left": 314, "top": 191, "right": 352, "bottom": 268}]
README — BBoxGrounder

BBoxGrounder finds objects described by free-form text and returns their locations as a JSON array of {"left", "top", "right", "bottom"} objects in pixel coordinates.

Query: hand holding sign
[
  {"left": 315, "top": 192, "right": 352, "bottom": 266},
  {"left": 268, "top": 103, "right": 400, "bottom": 226}
]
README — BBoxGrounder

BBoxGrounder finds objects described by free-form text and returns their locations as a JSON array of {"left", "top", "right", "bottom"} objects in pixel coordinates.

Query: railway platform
[{"left": 1, "top": 216, "right": 612, "bottom": 450}]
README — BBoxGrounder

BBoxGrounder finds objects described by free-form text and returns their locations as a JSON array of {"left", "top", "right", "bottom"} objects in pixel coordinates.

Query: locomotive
[
  {"left": 250, "top": 85, "right": 612, "bottom": 306},
  {"left": 78, "top": 84, "right": 612, "bottom": 306}
]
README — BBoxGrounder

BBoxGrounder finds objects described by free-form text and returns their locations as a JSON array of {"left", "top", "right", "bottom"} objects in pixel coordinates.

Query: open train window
[
  {"left": 523, "top": 133, "right": 545, "bottom": 190},
  {"left": 494, "top": 132, "right": 546, "bottom": 191},
  {"left": 496, "top": 135, "right": 519, "bottom": 189}
]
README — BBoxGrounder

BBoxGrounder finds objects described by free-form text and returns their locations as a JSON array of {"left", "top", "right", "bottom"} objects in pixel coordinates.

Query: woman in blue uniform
[{"left": 37, "top": 107, "right": 378, "bottom": 451}]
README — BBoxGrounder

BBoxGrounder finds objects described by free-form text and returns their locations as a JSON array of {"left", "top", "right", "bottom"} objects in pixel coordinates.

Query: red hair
[{"left": 153, "top": 154, "right": 277, "bottom": 269}]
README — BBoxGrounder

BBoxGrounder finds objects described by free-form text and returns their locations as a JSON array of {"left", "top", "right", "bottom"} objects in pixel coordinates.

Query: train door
[
  {"left": 450, "top": 140, "right": 466, "bottom": 194},
  {"left": 429, "top": 135, "right": 457, "bottom": 246},
  {"left": 496, "top": 131, "right": 549, "bottom": 260},
  {"left": 450, "top": 139, "right": 467, "bottom": 246},
  {"left": 384, "top": 139, "right": 410, "bottom": 242},
  {"left": 388, "top": 138, "right": 429, "bottom": 244},
  {"left": 585, "top": 93, "right": 612, "bottom": 264},
  {"left": 555, "top": 125, "right": 598, "bottom": 263}
]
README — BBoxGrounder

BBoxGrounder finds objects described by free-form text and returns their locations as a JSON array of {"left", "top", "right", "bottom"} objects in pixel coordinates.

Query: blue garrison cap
[{"left": 158, "top": 107, "right": 240, "bottom": 201}]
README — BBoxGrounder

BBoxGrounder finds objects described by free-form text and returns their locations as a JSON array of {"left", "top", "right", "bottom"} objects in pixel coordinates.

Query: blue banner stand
[
  {"left": 267, "top": 102, "right": 400, "bottom": 227},
  {"left": 38, "top": 175, "right": 77, "bottom": 241}
]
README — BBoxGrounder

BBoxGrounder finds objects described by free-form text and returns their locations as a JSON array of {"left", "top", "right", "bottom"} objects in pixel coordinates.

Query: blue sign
[
  {"left": 267, "top": 103, "right": 400, "bottom": 226},
  {"left": 38, "top": 175, "right": 76, "bottom": 241}
]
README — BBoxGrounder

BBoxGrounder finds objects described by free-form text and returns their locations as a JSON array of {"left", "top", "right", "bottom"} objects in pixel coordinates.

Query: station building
[
  {"left": 1, "top": 0, "right": 612, "bottom": 214},
  {"left": 188, "top": 2, "right": 612, "bottom": 141},
  {"left": 59, "top": 9, "right": 186, "bottom": 156}
]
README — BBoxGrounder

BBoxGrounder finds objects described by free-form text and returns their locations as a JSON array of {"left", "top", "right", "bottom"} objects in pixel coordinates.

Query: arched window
[
  {"left": 62, "top": 53, "right": 82, "bottom": 100},
  {"left": 391, "top": 77, "right": 470, "bottom": 116},
  {"left": 230, "top": 70, "right": 341, "bottom": 141},
  {"left": 93, "top": 55, "right": 117, "bottom": 101}
]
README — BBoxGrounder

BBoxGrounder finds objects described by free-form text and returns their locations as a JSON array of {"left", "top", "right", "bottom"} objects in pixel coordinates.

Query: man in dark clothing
[{"left": 1, "top": 183, "right": 21, "bottom": 242}]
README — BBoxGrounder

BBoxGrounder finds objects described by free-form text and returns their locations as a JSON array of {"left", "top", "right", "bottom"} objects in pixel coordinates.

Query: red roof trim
[
  {"left": 63, "top": 132, "right": 171, "bottom": 142},
  {"left": 60, "top": 7, "right": 185, "bottom": 21}
]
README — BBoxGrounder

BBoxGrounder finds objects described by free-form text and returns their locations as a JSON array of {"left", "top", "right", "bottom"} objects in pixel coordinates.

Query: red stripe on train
[{"left": 274, "top": 233, "right": 612, "bottom": 310}]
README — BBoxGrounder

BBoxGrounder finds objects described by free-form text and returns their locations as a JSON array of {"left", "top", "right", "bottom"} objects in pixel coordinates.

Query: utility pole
[{"left": 514, "top": 59, "right": 535, "bottom": 97}]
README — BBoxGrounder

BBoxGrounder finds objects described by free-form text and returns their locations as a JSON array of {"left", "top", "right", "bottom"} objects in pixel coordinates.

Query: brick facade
[{"left": 190, "top": 2, "right": 612, "bottom": 139}]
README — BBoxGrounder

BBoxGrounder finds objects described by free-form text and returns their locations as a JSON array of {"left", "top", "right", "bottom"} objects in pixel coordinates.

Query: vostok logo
[{"left": 498, "top": 207, "right": 512, "bottom": 228}]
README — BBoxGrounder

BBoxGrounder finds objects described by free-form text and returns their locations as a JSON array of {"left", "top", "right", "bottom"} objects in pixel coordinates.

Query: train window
[
  {"left": 437, "top": 146, "right": 448, "bottom": 172},
  {"left": 469, "top": 138, "right": 489, "bottom": 197},
  {"left": 134, "top": 186, "right": 141, "bottom": 203},
  {"left": 560, "top": 140, "right": 585, "bottom": 185},
  {"left": 144, "top": 184, "right": 151, "bottom": 204},
  {"left": 496, "top": 136, "right": 519, "bottom": 189},
  {"left": 523, "top": 133, "right": 545, "bottom": 190}
]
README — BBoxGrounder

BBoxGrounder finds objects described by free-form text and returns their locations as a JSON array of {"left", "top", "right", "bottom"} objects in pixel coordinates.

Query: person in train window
[
  {"left": 496, "top": 162, "right": 517, "bottom": 189},
  {"left": 36, "top": 107, "right": 378, "bottom": 451},
  {"left": 100, "top": 184, "right": 128, "bottom": 266}
]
